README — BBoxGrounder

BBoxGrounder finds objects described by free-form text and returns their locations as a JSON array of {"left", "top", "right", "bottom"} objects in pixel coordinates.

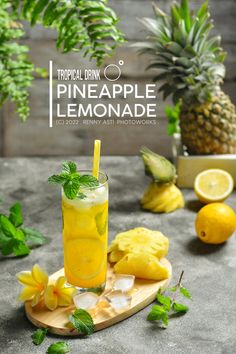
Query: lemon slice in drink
[
  {"left": 194, "top": 169, "right": 234, "bottom": 204},
  {"left": 65, "top": 239, "right": 105, "bottom": 280}
]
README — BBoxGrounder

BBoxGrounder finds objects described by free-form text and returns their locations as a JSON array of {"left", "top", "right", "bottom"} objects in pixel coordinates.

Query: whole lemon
[{"left": 195, "top": 203, "right": 236, "bottom": 244}]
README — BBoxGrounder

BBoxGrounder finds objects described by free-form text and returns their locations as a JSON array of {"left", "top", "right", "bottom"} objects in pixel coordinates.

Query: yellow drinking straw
[{"left": 92, "top": 139, "right": 101, "bottom": 179}]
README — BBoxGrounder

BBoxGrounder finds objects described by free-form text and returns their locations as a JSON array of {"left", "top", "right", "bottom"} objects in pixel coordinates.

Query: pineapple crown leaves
[
  {"left": 134, "top": 0, "right": 227, "bottom": 104},
  {"left": 0, "top": 0, "right": 124, "bottom": 121},
  {"left": 140, "top": 146, "right": 177, "bottom": 184}
]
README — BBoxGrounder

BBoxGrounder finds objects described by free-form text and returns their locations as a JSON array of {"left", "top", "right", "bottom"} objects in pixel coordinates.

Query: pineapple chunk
[
  {"left": 114, "top": 252, "right": 169, "bottom": 281},
  {"left": 108, "top": 241, "right": 117, "bottom": 253},
  {"left": 108, "top": 249, "right": 124, "bottom": 263},
  {"left": 114, "top": 227, "right": 169, "bottom": 259}
]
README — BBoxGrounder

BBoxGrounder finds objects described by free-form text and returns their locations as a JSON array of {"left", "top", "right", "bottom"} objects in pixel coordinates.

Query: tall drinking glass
[{"left": 62, "top": 170, "right": 108, "bottom": 294}]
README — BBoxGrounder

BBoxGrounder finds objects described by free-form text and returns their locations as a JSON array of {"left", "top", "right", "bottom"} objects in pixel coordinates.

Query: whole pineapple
[{"left": 137, "top": 0, "right": 236, "bottom": 155}]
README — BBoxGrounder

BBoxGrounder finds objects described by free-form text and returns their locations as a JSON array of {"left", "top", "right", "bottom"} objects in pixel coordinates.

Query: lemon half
[{"left": 194, "top": 169, "right": 234, "bottom": 204}]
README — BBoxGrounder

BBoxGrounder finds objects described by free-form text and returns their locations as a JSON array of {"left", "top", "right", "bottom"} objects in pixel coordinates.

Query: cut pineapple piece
[
  {"left": 108, "top": 241, "right": 117, "bottom": 253},
  {"left": 114, "top": 252, "right": 169, "bottom": 281},
  {"left": 108, "top": 249, "right": 124, "bottom": 263},
  {"left": 114, "top": 227, "right": 169, "bottom": 259}
]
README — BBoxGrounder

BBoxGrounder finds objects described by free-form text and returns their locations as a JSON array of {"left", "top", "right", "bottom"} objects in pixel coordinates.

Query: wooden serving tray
[{"left": 25, "top": 259, "right": 172, "bottom": 336}]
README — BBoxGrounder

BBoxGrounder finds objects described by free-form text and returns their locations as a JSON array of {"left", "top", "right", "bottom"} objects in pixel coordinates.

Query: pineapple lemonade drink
[
  {"left": 62, "top": 171, "right": 108, "bottom": 291},
  {"left": 48, "top": 140, "right": 108, "bottom": 293}
]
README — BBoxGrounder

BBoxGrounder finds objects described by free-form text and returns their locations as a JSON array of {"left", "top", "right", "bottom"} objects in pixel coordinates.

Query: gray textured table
[{"left": 0, "top": 157, "right": 236, "bottom": 354}]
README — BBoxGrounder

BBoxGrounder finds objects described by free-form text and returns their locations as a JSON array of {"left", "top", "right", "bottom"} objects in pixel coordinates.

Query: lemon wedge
[{"left": 194, "top": 169, "right": 234, "bottom": 204}]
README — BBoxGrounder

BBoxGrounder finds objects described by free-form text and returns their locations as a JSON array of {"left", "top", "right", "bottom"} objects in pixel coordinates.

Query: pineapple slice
[
  {"left": 114, "top": 252, "right": 169, "bottom": 281},
  {"left": 114, "top": 227, "right": 169, "bottom": 259}
]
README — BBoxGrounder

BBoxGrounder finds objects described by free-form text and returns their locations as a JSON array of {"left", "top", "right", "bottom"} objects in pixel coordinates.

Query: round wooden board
[{"left": 25, "top": 259, "right": 172, "bottom": 336}]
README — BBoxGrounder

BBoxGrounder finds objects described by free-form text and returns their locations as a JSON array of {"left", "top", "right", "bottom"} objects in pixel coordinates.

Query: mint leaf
[
  {"left": 48, "top": 174, "right": 68, "bottom": 185},
  {"left": 156, "top": 292, "right": 171, "bottom": 311},
  {"left": 147, "top": 305, "right": 169, "bottom": 326},
  {"left": 79, "top": 175, "right": 99, "bottom": 188},
  {"left": 47, "top": 342, "right": 70, "bottom": 354},
  {"left": 172, "top": 302, "right": 189, "bottom": 314},
  {"left": 13, "top": 240, "right": 30, "bottom": 256},
  {"left": 62, "top": 161, "right": 77, "bottom": 174},
  {"left": 63, "top": 178, "right": 80, "bottom": 200},
  {"left": 23, "top": 227, "right": 47, "bottom": 248},
  {"left": 0, "top": 215, "right": 16, "bottom": 237},
  {"left": 180, "top": 286, "right": 192, "bottom": 300},
  {"left": 32, "top": 328, "right": 48, "bottom": 345},
  {"left": 9, "top": 202, "right": 23, "bottom": 227},
  {"left": 170, "top": 286, "right": 177, "bottom": 292},
  {"left": 14, "top": 229, "right": 25, "bottom": 242},
  {"left": 0, "top": 229, "right": 9, "bottom": 249},
  {"left": 69, "top": 309, "right": 94, "bottom": 335},
  {"left": 2, "top": 238, "right": 15, "bottom": 256}
]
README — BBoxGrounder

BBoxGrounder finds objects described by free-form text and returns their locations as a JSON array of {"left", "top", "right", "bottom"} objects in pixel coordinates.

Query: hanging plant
[{"left": 0, "top": 0, "right": 125, "bottom": 121}]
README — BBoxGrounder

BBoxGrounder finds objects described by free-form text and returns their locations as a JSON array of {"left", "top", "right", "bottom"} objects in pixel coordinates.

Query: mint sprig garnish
[
  {"left": 48, "top": 161, "right": 99, "bottom": 200},
  {"left": 69, "top": 309, "right": 95, "bottom": 335},
  {"left": 147, "top": 271, "right": 192, "bottom": 328},
  {"left": 0, "top": 202, "right": 47, "bottom": 257}
]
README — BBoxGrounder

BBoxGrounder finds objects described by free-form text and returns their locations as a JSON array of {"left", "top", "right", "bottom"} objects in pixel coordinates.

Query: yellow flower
[
  {"left": 44, "top": 276, "right": 76, "bottom": 311},
  {"left": 16, "top": 264, "right": 48, "bottom": 306}
]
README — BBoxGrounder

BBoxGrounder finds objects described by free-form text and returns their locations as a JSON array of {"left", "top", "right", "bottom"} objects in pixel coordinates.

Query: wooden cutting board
[{"left": 25, "top": 259, "right": 172, "bottom": 336}]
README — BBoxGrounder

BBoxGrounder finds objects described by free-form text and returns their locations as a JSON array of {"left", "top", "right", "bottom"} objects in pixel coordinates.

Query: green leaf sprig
[
  {"left": 48, "top": 161, "right": 99, "bottom": 200},
  {"left": 69, "top": 309, "right": 95, "bottom": 336},
  {"left": 0, "top": 201, "right": 47, "bottom": 257},
  {"left": 147, "top": 271, "right": 192, "bottom": 328}
]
